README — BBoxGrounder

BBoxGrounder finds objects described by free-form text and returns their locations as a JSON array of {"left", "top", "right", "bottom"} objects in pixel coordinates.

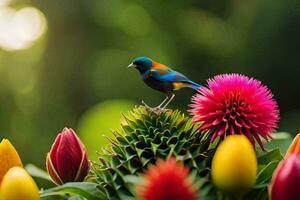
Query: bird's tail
[{"left": 186, "top": 81, "right": 201, "bottom": 91}]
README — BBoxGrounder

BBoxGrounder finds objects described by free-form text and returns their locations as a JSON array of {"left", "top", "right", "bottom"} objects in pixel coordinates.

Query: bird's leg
[
  {"left": 157, "top": 96, "right": 169, "bottom": 108},
  {"left": 151, "top": 93, "right": 175, "bottom": 114},
  {"left": 150, "top": 96, "right": 169, "bottom": 113},
  {"left": 161, "top": 93, "right": 175, "bottom": 109},
  {"left": 142, "top": 95, "right": 168, "bottom": 110},
  {"left": 141, "top": 100, "right": 152, "bottom": 109}
]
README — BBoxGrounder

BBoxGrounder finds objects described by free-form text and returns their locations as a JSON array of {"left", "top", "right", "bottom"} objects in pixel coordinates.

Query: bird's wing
[
  {"left": 150, "top": 68, "right": 201, "bottom": 90},
  {"left": 150, "top": 68, "right": 190, "bottom": 83}
]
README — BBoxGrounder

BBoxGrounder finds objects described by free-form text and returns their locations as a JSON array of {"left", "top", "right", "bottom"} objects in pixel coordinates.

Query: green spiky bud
[{"left": 90, "top": 106, "right": 216, "bottom": 200}]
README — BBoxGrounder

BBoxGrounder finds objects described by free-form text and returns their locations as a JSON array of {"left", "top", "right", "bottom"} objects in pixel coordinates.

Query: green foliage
[
  {"left": 40, "top": 182, "right": 106, "bottom": 200},
  {"left": 26, "top": 164, "right": 52, "bottom": 182},
  {"left": 90, "top": 106, "right": 216, "bottom": 200},
  {"left": 263, "top": 132, "right": 292, "bottom": 155}
]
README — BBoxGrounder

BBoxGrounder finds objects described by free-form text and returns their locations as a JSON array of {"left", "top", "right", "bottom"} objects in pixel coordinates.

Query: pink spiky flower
[{"left": 189, "top": 73, "right": 279, "bottom": 149}]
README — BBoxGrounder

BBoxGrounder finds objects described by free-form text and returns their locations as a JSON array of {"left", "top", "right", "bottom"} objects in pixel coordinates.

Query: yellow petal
[
  {"left": 0, "top": 139, "right": 23, "bottom": 183},
  {"left": 0, "top": 167, "right": 40, "bottom": 200},
  {"left": 212, "top": 135, "right": 257, "bottom": 192}
]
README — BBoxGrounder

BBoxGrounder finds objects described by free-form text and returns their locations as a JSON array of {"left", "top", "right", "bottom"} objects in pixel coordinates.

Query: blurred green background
[{"left": 0, "top": 0, "right": 299, "bottom": 167}]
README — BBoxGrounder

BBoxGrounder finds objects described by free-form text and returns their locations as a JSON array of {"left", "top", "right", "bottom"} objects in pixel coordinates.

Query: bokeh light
[
  {"left": 0, "top": 0, "right": 11, "bottom": 7},
  {"left": 0, "top": 5, "right": 47, "bottom": 51},
  {"left": 77, "top": 100, "right": 134, "bottom": 160}
]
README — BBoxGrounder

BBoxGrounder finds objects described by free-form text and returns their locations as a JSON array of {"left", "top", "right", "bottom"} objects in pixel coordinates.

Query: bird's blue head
[{"left": 128, "top": 56, "right": 153, "bottom": 74}]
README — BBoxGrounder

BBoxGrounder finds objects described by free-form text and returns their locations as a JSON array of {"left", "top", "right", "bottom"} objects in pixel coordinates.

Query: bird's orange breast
[{"left": 152, "top": 61, "right": 168, "bottom": 70}]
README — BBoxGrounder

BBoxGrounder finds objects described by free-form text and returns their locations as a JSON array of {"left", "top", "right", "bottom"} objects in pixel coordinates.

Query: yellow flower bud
[
  {"left": 211, "top": 135, "right": 257, "bottom": 192},
  {"left": 0, "top": 167, "right": 40, "bottom": 200},
  {"left": 0, "top": 139, "right": 23, "bottom": 183}
]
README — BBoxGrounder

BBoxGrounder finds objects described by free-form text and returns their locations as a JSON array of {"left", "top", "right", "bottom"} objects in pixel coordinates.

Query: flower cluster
[
  {"left": 3, "top": 72, "right": 300, "bottom": 200},
  {"left": 0, "top": 128, "right": 90, "bottom": 199}
]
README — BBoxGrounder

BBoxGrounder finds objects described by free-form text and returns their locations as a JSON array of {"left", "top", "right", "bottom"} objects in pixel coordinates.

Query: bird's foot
[
  {"left": 141, "top": 100, "right": 157, "bottom": 112},
  {"left": 152, "top": 107, "right": 171, "bottom": 114},
  {"left": 141, "top": 101, "right": 170, "bottom": 114}
]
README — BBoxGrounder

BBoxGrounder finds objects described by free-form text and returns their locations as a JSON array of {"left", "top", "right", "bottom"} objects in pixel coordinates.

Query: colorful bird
[{"left": 128, "top": 56, "right": 201, "bottom": 111}]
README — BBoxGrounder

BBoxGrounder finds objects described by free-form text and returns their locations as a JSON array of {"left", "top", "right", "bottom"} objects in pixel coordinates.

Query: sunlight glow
[
  {"left": 0, "top": 6, "right": 47, "bottom": 51},
  {"left": 0, "top": 0, "right": 11, "bottom": 7}
]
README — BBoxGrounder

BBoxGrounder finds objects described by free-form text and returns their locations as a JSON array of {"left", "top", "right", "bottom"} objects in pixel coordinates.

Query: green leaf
[
  {"left": 25, "top": 164, "right": 52, "bottom": 182},
  {"left": 271, "top": 132, "right": 292, "bottom": 140},
  {"left": 40, "top": 195, "right": 85, "bottom": 200},
  {"left": 252, "top": 183, "right": 268, "bottom": 189},
  {"left": 40, "top": 182, "right": 107, "bottom": 200},
  {"left": 256, "top": 160, "right": 279, "bottom": 184},
  {"left": 123, "top": 175, "right": 141, "bottom": 185},
  {"left": 39, "top": 195, "right": 69, "bottom": 200},
  {"left": 263, "top": 132, "right": 292, "bottom": 154},
  {"left": 257, "top": 148, "right": 283, "bottom": 165}
]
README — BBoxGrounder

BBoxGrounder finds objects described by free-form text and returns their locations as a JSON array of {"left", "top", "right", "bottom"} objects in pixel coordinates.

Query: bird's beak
[{"left": 128, "top": 63, "right": 136, "bottom": 68}]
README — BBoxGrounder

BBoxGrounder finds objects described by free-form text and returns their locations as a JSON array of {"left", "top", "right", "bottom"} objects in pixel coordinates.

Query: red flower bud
[
  {"left": 269, "top": 152, "right": 300, "bottom": 200},
  {"left": 46, "top": 128, "right": 89, "bottom": 185},
  {"left": 136, "top": 158, "right": 197, "bottom": 200}
]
